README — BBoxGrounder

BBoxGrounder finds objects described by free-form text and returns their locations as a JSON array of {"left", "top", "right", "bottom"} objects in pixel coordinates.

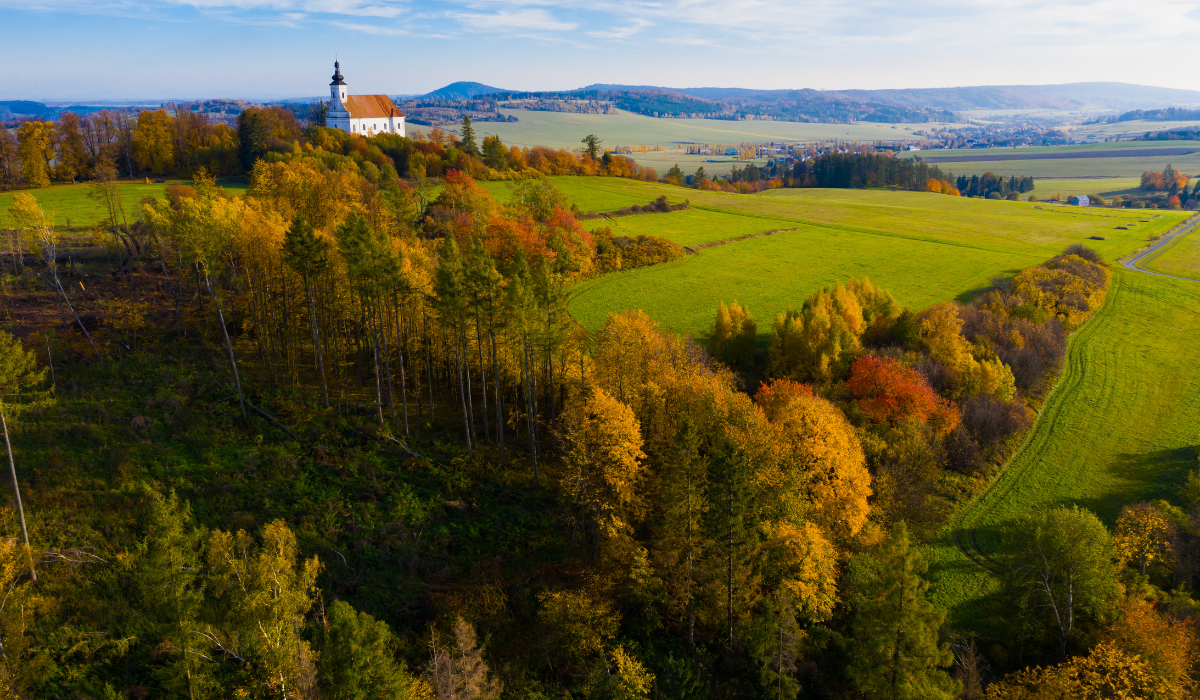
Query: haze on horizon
[{"left": 2, "top": 0, "right": 1199, "bottom": 101}]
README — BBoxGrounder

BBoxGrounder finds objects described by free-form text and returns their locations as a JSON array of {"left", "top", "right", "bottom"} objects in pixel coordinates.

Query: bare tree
[{"left": 425, "top": 618, "right": 501, "bottom": 700}]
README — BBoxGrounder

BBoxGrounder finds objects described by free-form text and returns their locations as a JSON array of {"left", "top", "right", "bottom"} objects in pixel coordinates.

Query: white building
[{"left": 326, "top": 61, "right": 405, "bottom": 137}]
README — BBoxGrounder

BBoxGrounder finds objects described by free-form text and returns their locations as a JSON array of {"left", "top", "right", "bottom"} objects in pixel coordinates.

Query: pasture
[
  {"left": 928, "top": 269, "right": 1200, "bottom": 632},
  {"left": 561, "top": 177, "right": 1186, "bottom": 337},
  {"left": 0, "top": 179, "right": 247, "bottom": 228},
  {"left": 475, "top": 108, "right": 940, "bottom": 152},
  {"left": 1142, "top": 225, "right": 1200, "bottom": 278}
]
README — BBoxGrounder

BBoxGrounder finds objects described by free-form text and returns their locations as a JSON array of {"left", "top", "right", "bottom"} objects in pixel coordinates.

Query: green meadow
[
  {"left": 558, "top": 177, "right": 1184, "bottom": 337},
  {"left": 0, "top": 180, "right": 247, "bottom": 228},
  {"left": 928, "top": 270, "right": 1200, "bottom": 631},
  {"left": 1142, "top": 225, "right": 1200, "bottom": 278}
]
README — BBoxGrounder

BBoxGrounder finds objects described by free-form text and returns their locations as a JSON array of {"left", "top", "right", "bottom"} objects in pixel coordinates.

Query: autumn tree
[
  {"left": 538, "top": 589, "right": 620, "bottom": 675},
  {"left": 0, "top": 331, "right": 49, "bottom": 582},
  {"left": 1113, "top": 502, "right": 1176, "bottom": 576},
  {"left": 582, "top": 134, "right": 602, "bottom": 162},
  {"left": 134, "top": 108, "right": 176, "bottom": 175},
  {"left": 1003, "top": 506, "right": 1119, "bottom": 660},
  {"left": 55, "top": 111, "right": 89, "bottom": 183},
  {"left": 589, "top": 646, "right": 655, "bottom": 700},
  {"left": 16, "top": 121, "right": 54, "bottom": 188},
  {"left": 653, "top": 418, "right": 709, "bottom": 646},
  {"left": 847, "top": 521, "right": 959, "bottom": 700},
  {"left": 848, "top": 355, "right": 959, "bottom": 434},
  {"left": 426, "top": 617, "right": 500, "bottom": 700},
  {"left": 559, "top": 387, "right": 647, "bottom": 561},
  {"left": 710, "top": 301, "right": 757, "bottom": 368},
  {"left": 282, "top": 214, "right": 332, "bottom": 409}
]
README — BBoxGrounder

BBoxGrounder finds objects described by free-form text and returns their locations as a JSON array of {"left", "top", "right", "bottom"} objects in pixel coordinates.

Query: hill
[{"left": 422, "top": 81, "right": 509, "bottom": 100}]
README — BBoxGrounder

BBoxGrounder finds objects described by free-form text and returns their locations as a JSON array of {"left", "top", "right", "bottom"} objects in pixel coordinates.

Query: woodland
[{"left": 0, "top": 105, "right": 1197, "bottom": 699}]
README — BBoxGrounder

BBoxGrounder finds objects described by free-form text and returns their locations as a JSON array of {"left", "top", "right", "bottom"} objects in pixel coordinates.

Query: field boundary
[
  {"left": 684, "top": 227, "right": 801, "bottom": 253},
  {"left": 946, "top": 269, "right": 1125, "bottom": 573}
]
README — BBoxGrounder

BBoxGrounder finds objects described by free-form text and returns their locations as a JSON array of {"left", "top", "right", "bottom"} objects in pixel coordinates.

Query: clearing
[{"left": 0, "top": 180, "right": 247, "bottom": 228}]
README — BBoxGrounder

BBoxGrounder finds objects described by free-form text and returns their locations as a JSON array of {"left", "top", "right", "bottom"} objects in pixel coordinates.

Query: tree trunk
[
  {"left": 491, "top": 330, "right": 504, "bottom": 467},
  {"left": 305, "top": 277, "right": 329, "bottom": 409},
  {"left": 393, "top": 295, "right": 409, "bottom": 435},
  {"left": 475, "top": 316, "right": 489, "bottom": 442},
  {"left": 204, "top": 270, "right": 247, "bottom": 422},
  {"left": 452, "top": 326, "right": 472, "bottom": 452},
  {"left": 1, "top": 411, "right": 35, "bottom": 583}
]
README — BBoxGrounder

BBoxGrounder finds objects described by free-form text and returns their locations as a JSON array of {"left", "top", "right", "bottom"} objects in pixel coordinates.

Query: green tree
[
  {"left": 0, "top": 331, "right": 49, "bottom": 583},
  {"left": 458, "top": 115, "right": 479, "bottom": 156},
  {"left": 582, "top": 134, "right": 602, "bottom": 162},
  {"left": 653, "top": 417, "right": 709, "bottom": 646},
  {"left": 282, "top": 214, "right": 332, "bottom": 409},
  {"left": 847, "top": 521, "right": 959, "bottom": 700},
  {"left": 506, "top": 176, "right": 568, "bottom": 222},
  {"left": 481, "top": 135, "right": 508, "bottom": 170},
  {"left": 432, "top": 234, "right": 475, "bottom": 449},
  {"left": 237, "top": 108, "right": 272, "bottom": 171},
  {"left": 139, "top": 490, "right": 207, "bottom": 698},
  {"left": 1003, "top": 505, "right": 1119, "bottom": 660},
  {"left": 703, "top": 442, "right": 761, "bottom": 648},
  {"left": 320, "top": 600, "right": 421, "bottom": 700}
]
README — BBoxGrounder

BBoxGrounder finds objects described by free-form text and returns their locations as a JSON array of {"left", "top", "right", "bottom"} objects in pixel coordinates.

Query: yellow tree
[
  {"left": 133, "top": 108, "right": 176, "bottom": 175},
  {"left": 0, "top": 332, "right": 49, "bottom": 583},
  {"left": 15, "top": 121, "right": 54, "bottom": 188},
  {"left": 560, "top": 387, "right": 647, "bottom": 562},
  {"left": 1113, "top": 502, "right": 1175, "bottom": 576}
]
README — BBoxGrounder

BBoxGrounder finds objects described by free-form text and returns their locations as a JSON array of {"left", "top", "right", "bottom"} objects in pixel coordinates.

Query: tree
[
  {"left": 848, "top": 355, "right": 959, "bottom": 434},
  {"left": 55, "top": 111, "right": 89, "bottom": 183},
  {"left": 847, "top": 521, "right": 959, "bottom": 700},
  {"left": 282, "top": 214, "right": 332, "bottom": 409},
  {"left": 237, "top": 108, "right": 272, "bottom": 171},
  {"left": 654, "top": 418, "right": 709, "bottom": 646},
  {"left": 133, "top": 109, "right": 176, "bottom": 175},
  {"left": 15, "top": 121, "right": 54, "bottom": 188},
  {"left": 590, "top": 646, "right": 655, "bottom": 700},
  {"left": 1003, "top": 506, "right": 1119, "bottom": 660},
  {"left": 320, "top": 600, "right": 425, "bottom": 700},
  {"left": 425, "top": 617, "right": 501, "bottom": 700},
  {"left": 481, "top": 135, "right": 507, "bottom": 170},
  {"left": 458, "top": 116, "right": 479, "bottom": 156},
  {"left": 0, "top": 331, "right": 49, "bottom": 583},
  {"left": 582, "top": 134, "right": 602, "bottom": 162},
  {"left": 139, "top": 490, "right": 206, "bottom": 698},
  {"left": 559, "top": 387, "right": 646, "bottom": 561},
  {"left": 710, "top": 301, "right": 757, "bottom": 368},
  {"left": 1113, "top": 502, "right": 1175, "bottom": 576}
]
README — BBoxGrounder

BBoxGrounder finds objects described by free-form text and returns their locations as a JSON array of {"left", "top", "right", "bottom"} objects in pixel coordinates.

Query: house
[
  {"left": 1070, "top": 195, "right": 1089, "bottom": 207},
  {"left": 326, "top": 61, "right": 405, "bottom": 138}
]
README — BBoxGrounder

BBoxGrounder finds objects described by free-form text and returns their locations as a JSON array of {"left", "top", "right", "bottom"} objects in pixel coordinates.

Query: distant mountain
[
  {"left": 579, "top": 82, "right": 1200, "bottom": 113},
  {"left": 423, "top": 82, "right": 508, "bottom": 100}
]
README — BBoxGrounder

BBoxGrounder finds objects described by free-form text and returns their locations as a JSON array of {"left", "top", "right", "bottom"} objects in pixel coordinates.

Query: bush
[
  {"left": 1063, "top": 243, "right": 1102, "bottom": 263},
  {"left": 962, "top": 394, "right": 1031, "bottom": 447}
]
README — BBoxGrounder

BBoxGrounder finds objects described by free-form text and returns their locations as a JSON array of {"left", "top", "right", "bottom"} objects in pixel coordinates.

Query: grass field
[
  {"left": 1025, "top": 178, "right": 1142, "bottom": 200},
  {"left": 927, "top": 269, "right": 1200, "bottom": 633},
  {"left": 562, "top": 178, "right": 1187, "bottom": 338},
  {"left": 0, "top": 180, "right": 247, "bottom": 228},
  {"left": 475, "top": 108, "right": 938, "bottom": 152},
  {"left": 1142, "top": 225, "right": 1200, "bottom": 278}
]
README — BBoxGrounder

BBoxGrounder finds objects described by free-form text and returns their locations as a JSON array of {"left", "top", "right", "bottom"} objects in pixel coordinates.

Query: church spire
[{"left": 331, "top": 59, "right": 346, "bottom": 86}]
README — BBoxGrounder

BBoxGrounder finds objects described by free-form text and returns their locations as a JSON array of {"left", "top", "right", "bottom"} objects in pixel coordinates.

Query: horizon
[{"left": 3, "top": 0, "right": 1199, "bottom": 100}]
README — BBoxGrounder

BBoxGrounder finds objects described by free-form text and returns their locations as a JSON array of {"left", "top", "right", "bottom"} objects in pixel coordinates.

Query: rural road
[{"left": 1120, "top": 213, "right": 1200, "bottom": 282}]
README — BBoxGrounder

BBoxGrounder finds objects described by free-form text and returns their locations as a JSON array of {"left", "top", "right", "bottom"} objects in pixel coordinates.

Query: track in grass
[{"left": 929, "top": 268, "right": 1200, "bottom": 633}]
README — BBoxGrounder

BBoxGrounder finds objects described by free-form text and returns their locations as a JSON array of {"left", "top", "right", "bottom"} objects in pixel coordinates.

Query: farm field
[
  {"left": 479, "top": 177, "right": 671, "bottom": 213},
  {"left": 928, "top": 269, "right": 1200, "bottom": 633},
  {"left": 1024, "top": 177, "right": 1141, "bottom": 200},
  {"left": 475, "top": 108, "right": 939, "bottom": 151},
  {"left": 1142, "top": 224, "right": 1200, "bottom": 278},
  {"left": 917, "top": 153, "right": 1200, "bottom": 179},
  {"left": 0, "top": 179, "right": 247, "bottom": 228},
  {"left": 562, "top": 177, "right": 1187, "bottom": 337}
]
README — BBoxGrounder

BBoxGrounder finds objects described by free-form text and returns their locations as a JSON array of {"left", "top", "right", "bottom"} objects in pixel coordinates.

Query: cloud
[
  {"left": 586, "top": 17, "right": 648, "bottom": 39},
  {"left": 449, "top": 8, "right": 576, "bottom": 31},
  {"left": 328, "top": 19, "right": 408, "bottom": 33}
]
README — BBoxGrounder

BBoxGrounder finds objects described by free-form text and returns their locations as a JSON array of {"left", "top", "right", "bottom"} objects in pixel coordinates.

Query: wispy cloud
[
  {"left": 449, "top": 8, "right": 576, "bottom": 31},
  {"left": 586, "top": 17, "right": 648, "bottom": 39}
]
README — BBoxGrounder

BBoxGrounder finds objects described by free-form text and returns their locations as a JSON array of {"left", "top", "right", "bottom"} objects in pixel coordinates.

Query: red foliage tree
[
  {"left": 754, "top": 378, "right": 814, "bottom": 421},
  {"left": 848, "top": 355, "right": 960, "bottom": 434}
]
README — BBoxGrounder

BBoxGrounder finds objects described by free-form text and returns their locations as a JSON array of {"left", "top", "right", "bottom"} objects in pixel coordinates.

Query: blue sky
[{"left": 3, "top": 0, "right": 1199, "bottom": 100}]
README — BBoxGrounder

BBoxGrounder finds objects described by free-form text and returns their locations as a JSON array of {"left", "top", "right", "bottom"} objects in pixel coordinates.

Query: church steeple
[{"left": 330, "top": 60, "right": 348, "bottom": 108}]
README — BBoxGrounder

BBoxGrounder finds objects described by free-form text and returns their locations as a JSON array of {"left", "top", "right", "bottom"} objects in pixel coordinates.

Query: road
[{"left": 1120, "top": 213, "right": 1200, "bottom": 281}]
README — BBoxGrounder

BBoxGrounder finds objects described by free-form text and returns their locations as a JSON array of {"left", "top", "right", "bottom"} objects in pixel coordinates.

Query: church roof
[{"left": 344, "top": 94, "right": 405, "bottom": 119}]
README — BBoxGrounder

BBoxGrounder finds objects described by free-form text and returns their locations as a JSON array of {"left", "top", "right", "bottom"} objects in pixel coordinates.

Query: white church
[{"left": 326, "top": 61, "right": 405, "bottom": 138}]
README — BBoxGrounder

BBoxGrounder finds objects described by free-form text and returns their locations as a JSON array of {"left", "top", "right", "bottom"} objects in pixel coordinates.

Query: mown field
[
  {"left": 1025, "top": 177, "right": 1142, "bottom": 200},
  {"left": 557, "top": 177, "right": 1185, "bottom": 337},
  {"left": 0, "top": 179, "right": 247, "bottom": 228},
  {"left": 1142, "top": 225, "right": 1200, "bottom": 278},
  {"left": 928, "top": 269, "right": 1200, "bottom": 633}
]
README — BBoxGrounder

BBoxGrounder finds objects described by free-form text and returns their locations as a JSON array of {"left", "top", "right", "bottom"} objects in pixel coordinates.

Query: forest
[{"left": 0, "top": 121, "right": 1196, "bottom": 698}]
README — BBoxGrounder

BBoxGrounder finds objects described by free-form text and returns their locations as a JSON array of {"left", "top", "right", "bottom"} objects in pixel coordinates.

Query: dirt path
[
  {"left": 1121, "top": 213, "right": 1200, "bottom": 281},
  {"left": 683, "top": 227, "right": 801, "bottom": 253}
]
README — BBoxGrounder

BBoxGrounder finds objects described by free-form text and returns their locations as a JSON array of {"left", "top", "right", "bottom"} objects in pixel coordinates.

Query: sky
[{"left": 3, "top": 0, "right": 1200, "bottom": 101}]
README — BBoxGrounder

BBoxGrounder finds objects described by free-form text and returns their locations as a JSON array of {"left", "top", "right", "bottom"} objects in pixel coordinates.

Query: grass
[
  {"left": 1025, "top": 178, "right": 1143, "bottom": 200},
  {"left": 589, "top": 208, "right": 799, "bottom": 248},
  {"left": 563, "top": 178, "right": 1187, "bottom": 338},
  {"left": 479, "top": 177, "right": 666, "bottom": 213},
  {"left": 0, "top": 179, "right": 248, "bottom": 228},
  {"left": 475, "top": 108, "right": 939, "bottom": 151},
  {"left": 1142, "top": 225, "right": 1200, "bottom": 278},
  {"left": 916, "top": 153, "right": 1200, "bottom": 179},
  {"left": 927, "top": 269, "right": 1200, "bottom": 633}
]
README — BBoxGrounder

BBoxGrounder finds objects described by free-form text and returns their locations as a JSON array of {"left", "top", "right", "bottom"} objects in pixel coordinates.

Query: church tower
[{"left": 330, "top": 60, "right": 348, "bottom": 108}]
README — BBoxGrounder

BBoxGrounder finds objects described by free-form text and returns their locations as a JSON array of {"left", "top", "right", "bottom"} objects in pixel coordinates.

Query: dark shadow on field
[
  {"left": 932, "top": 550, "right": 1014, "bottom": 639},
  {"left": 953, "top": 270, "right": 1023, "bottom": 305},
  {"left": 967, "top": 520, "right": 1010, "bottom": 563},
  {"left": 1072, "top": 446, "right": 1198, "bottom": 524}
]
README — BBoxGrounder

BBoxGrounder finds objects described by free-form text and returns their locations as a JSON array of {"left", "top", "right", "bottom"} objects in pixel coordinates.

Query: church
[{"left": 326, "top": 61, "right": 405, "bottom": 138}]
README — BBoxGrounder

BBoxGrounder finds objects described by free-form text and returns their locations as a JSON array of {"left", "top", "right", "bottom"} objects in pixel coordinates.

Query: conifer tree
[
  {"left": 654, "top": 417, "right": 709, "bottom": 646},
  {"left": 847, "top": 521, "right": 959, "bottom": 700},
  {"left": 282, "top": 214, "right": 331, "bottom": 409},
  {"left": 703, "top": 442, "right": 761, "bottom": 648},
  {"left": 319, "top": 600, "right": 421, "bottom": 700},
  {"left": 459, "top": 116, "right": 479, "bottom": 156}
]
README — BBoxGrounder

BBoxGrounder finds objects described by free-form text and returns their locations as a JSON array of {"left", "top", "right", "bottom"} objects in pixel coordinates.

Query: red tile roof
[{"left": 344, "top": 94, "right": 405, "bottom": 119}]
